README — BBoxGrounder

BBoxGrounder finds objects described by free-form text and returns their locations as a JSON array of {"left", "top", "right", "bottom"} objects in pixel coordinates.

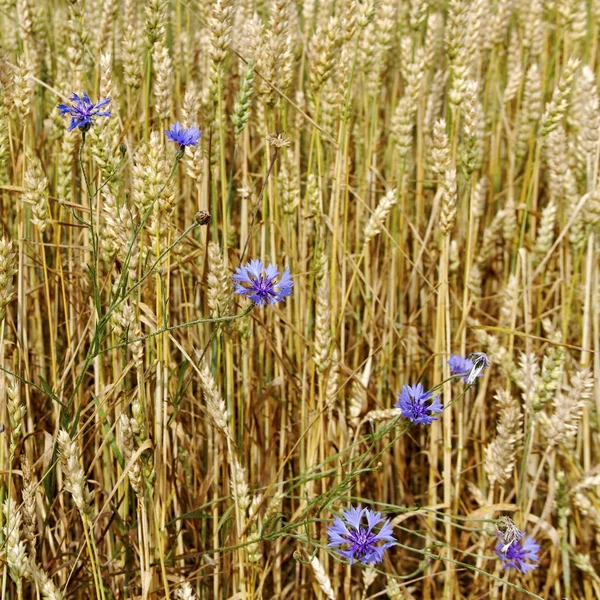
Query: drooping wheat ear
[
  {"left": 314, "top": 261, "right": 331, "bottom": 373},
  {"left": 523, "top": 0, "right": 544, "bottom": 57},
  {"left": 363, "top": 188, "right": 398, "bottom": 246},
  {"left": 0, "top": 96, "right": 8, "bottom": 183},
  {"left": 533, "top": 200, "right": 557, "bottom": 262},
  {"left": 268, "top": 0, "right": 295, "bottom": 95},
  {"left": 530, "top": 330, "right": 565, "bottom": 412},
  {"left": 132, "top": 132, "right": 173, "bottom": 217},
  {"left": 309, "top": 16, "right": 341, "bottom": 97},
  {"left": 348, "top": 355, "right": 372, "bottom": 424},
  {"left": 57, "top": 430, "right": 94, "bottom": 517},
  {"left": 144, "top": 0, "right": 167, "bottom": 48},
  {"left": 516, "top": 64, "right": 543, "bottom": 159},
  {"left": 2, "top": 498, "right": 28, "bottom": 593},
  {"left": 198, "top": 361, "right": 230, "bottom": 436},
  {"left": 483, "top": 390, "right": 523, "bottom": 487},
  {"left": 504, "top": 37, "right": 523, "bottom": 105},
  {"left": 445, "top": 0, "right": 468, "bottom": 108},
  {"left": 430, "top": 118, "right": 450, "bottom": 176},
  {"left": 543, "top": 368, "right": 594, "bottom": 447},
  {"left": 246, "top": 496, "right": 262, "bottom": 563},
  {"left": 475, "top": 210, "right": 505, "bottom": 268},
  {"left": 7, "top": 377, "right": 24, "bottom": 455},
  {"left": 119, "top": 413, "right": 143, "bottom": 496},
  {"left": 13, "top": 55, "right": 32, "bottom": 121},
  {"left": 153, "top": 40, "right": 173, "bottom": 120},
  {"left": 574, "top": 66, "right": 600, "bottom": 175},
  {"left": 540, "top": 58, "right": 580, "bottom": 138},
  {"left": 23, "top": 149, "right": 50, "bottom": 233},
  {"left": 309, "top": 555, "right": 335, "bottom": 599},
  {"left": 0, "top": 237, "right": 16, "bottom": 322},
  {"left": 98, "top": 0, "right": 117, "bottom": 51},
  {"left": 232, "top": 59, "right": 255, "bottom": 140},
  {"left": 204, "top": 0, "right": 233, "bottom": 113},
  {"left": 498, "top": 274, "right": 519, "bottom": 329},
  {"left": 570, "top": 552, "right": 600, "bottom": 586},
  {"left": 207, "top": 242, "right": 234, "bottom": 319},
  {"left": 20, "top": 456, "right": 37, "bottom": 545},
  {"left": 440, "top": 168, "right": 457, "bottom": 237},
  {"left": 462, "top": 80, "right": 483, "bottom": 175},
  {"left": 25, "top": 558, "right": 65, "bottom": 600},
  {"left": 67, "top": 0, "right": 88, "bottom": 71},
  {"left": 279, "top": 151, "right": 300, "bottom": 215},
  {"left": 122, "top": 19, "right": 142, "bottom": 90},
  {"left": 230, "top": 455, "right": 251, "bottom": 516},
  {"left": 175, "top": 582, "right": 198, "bottom": 600},
  {"left": 391, "top": 48, "right": 426, "bottom": 158},
  {"left": 385, "top": 575, "right": 404, "bottom": 599}
]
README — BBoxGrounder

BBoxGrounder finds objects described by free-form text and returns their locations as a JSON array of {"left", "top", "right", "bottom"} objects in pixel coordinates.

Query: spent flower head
[
  {"left": 466, "top": 352, "right": 491, "bottom": 385},
  {"left": 395, "top": 382, "right": 443, "bottom": 424},
  {"left": 165, "top": 122, "right": 202, "bottom": 148},
  {"left": 57, "top": 92, "right": 111, "bottom": 132},
  {"left": 327, "top": 505, "right": 395, "bottom": 565},
  {"left": 495, "top": 533, "right": 540, "bottom": 574},
  {"left": 233, "top": 258, "right": 293, "bottom": 306}
]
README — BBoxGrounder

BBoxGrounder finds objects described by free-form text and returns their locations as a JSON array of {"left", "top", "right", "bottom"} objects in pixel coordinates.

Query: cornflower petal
[
  {"left": 395, "top": 383, "right": 443, "bottom": 424},
  {"left": 56, "top": 91, "right": 111, "bottom": 132},
  {"left": 233, "top": 258, "right": 293, "bottom": 306},
  {"left": 165, "top": 121, "right": 202, "bottom": 147},
  {"left": 327, "top": 506, "right": 395, "bottom": 566}
]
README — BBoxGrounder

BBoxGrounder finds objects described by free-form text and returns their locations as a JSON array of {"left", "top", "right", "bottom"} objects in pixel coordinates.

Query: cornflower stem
[{"left": 67, "top": 154, "right": 182, "bottom": 410}]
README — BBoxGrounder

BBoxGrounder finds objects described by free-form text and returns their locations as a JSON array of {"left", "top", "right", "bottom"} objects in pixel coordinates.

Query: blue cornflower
[
  {"left": 165, "top": 122, "right": 202, "bottom": 148},
  {"left": 233, "top": 258, "right": 293, "bottom": 306},
  {"left": 394, "top": 382, "right": 443, "bottom": 424},
  {"left": 495, "top": 535, "right": 540, "bottom": 574},
  {"left": 57, "top": 92, "right": 111, "bottom": 132},
  {"left": 327, "top": 505, "right": 395, "bottom": 565},
  {"left": 448, "top": 355, "right": 475, "bottom": 382}
]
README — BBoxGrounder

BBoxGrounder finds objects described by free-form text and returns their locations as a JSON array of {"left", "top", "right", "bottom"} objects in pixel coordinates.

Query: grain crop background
[{"left": 0, "top": 0, "right": 599, "bottom": 598}]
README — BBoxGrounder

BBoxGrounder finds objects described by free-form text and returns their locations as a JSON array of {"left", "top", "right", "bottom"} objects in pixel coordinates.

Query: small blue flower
[
  {"left": 233, "top": 258, "right": 293, "bottom": 306},
  {"left": 57, "top": 92, "right": 111, "bottom": 132},
  {"left": 165, "top": 122, "right": 202, "bottom": 147},
  {"left": 327, "top": 505, "right": 395, "bottom": 565},
  {"left": 448, "top": 355, "right": 475, "bottom": 382},
  {"left": 495, "top": 535, "right": 540, "bottom": 574},
  {"left": 394, "top": 382, "right": 443, "bottom": 424}
]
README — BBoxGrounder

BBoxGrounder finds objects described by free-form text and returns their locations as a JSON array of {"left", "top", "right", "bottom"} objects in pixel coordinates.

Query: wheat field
[{"left": 0, "top": 0, "right": 599, "bottom": 598}]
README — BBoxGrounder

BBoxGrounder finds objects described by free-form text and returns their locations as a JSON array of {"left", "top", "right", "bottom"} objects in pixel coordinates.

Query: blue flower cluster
[
  {"left": 57, "top": 93, "right": 202, "bottom": 148},
  {"left": 57, "top": 90, "right": 537, "bottom": 581}
]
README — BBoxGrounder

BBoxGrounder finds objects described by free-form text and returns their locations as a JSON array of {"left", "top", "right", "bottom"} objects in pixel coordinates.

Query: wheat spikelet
[
  {"left": 363, "top": 188, "right": 397, "bottom": 245},
  {"left": 483, "top": 390, "right": 523, "bottom": 487},
  {"left": 175, "top": 582, "right": 198, "bottom": 600},
  {"left": 309, "top": 556, "right": 335, "bottom": 599},
  {"left": 543, "top": 368, "right": 594, "bottom": 447},
  {"left": 198, "top": 362, "right": 230, "bottom": 435},
  {"left": 57, "top": 430, "right": 94, "bottom": 517},
  {"left": 2, "top": 498, "right": 28, "bottom": 589}
]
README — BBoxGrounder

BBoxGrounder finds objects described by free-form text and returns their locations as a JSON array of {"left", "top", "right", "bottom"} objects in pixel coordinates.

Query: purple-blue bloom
[
  {"left": 448, "top": 354, "right": 475, "bottom": 382},
  {"left": 57, "top": 92, "right": 111, "bottom": 132},
  {"left": 233, "top": 258, "right": 293, "bottom": 306},
  {"left": 495, "top": 535, "right": 540, "bottom": 574},
  {"left": 327, "top": 505, "right": 395, "bottom": 565},
  {"left": 394, "top": 382, "right": 443, "bottom": 424},
  {"left": 165, "top": 122, "right": 202, "bottom": 147}
]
